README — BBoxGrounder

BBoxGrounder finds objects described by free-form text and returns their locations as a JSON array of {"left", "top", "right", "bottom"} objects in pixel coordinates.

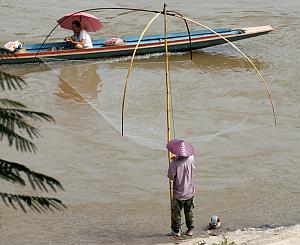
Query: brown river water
[{"left": 0, "top": 0, "right": 299, "bottom": 244}]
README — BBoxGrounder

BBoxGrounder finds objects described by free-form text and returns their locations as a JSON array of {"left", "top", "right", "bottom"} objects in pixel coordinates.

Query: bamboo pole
[
  {"left": 163, "top": 3, "right": 173, "bottom": 223},
  {"left": 173, "top": 14, "right": 277, "bottom": 126},
  {"left": 119, "top": 5, "right": 174, "bottom": 222},
  {"left": 121, "top": 12, "right": 161, "bottom": 135}
]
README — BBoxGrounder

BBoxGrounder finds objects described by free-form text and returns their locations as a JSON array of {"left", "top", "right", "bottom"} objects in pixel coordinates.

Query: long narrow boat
[{"left": 0, "top": 26, "right": 273, "bottom": 65}]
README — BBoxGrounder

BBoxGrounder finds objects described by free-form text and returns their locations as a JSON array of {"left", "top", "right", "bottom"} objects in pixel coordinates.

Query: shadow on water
[
  {"left": 55, "top": 63, "right": 102, "bottom": 101},
  {"left": 106, "top": 51, "right": 264, "bottom": 72},
  {"left": 0, "top": 49, "right": 265, "bottom": 77}
]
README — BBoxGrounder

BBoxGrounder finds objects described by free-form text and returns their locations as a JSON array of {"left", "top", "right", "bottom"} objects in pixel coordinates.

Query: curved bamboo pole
[
  {"left": 173, "top": 14, "right": 277, "bottom": 126},
  {"left": 163, "top": 3, "right": 173, "bottom": 224},
  {"left": 167, "top": 10, "right": 193, "bottom": 60},
  {"left": 121, "top": 12, "right": 161, "bottom": 136}
]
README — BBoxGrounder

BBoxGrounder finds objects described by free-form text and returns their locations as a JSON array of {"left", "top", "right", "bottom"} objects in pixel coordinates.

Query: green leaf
[
  {"left": 0, "top": 71, "right": 26, "bottom": 90},
  {"left": 0, "top": 109, "right": 42, "bottom": 139},
  {"left": 0, "top": 166, "right": 25, "bottom": 186},
  {"left": 213, "top": 237, "right": 236, "bottom": 245},
  {"left": 0, "top": 124, "right": 37, "bottom": 152},
  {"left": 0, "top": 99, "right": 26, "bottom": 108},
  {"left": 0, "top": 192, "right": 66, "bottom": 213},
  {"left": 0, "top": 158, "right": 64, "bottom": 191},
  {"left": 0, "top": 107, "right": 55, "bottom": 122},
  {"left": 0, "top": 107, "right": 54, "bottom": 151},
  {"left": 0, "top": 71, "right": 65, "bottom": 213}
]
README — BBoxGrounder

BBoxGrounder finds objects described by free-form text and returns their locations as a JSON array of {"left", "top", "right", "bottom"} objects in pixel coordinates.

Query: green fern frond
[
  {"left": 0, "top": 124, "right": 37, "bottom": 152},
  {"left": 0, "top": 109, "right": 54, "bottom": 153},
  {"left": 0, "top": 71, "right": 26, "bottom": 90},
  {"left": 0, "top": 159, "right": 64, "bottom": 191},
  {"left": 0, "top": 192, "right": 66, "bottom": 213},
  {"left": 0, "top": 99, "right": 26, "bottom": 108},
  {"left": 0, "top": 107, "right": 55, "bottom": 122},
  {"left": 0, "top": 109, "right": 41, "bottom": 139},
  {"left": 0, "top": 165, "right": 25, "bottom": 186},
  {"left": 0, "top": 107, "right": 55, "bottom": 150},
  {"left": 0, "top": 71, "right": 65, "bottom": 212}
]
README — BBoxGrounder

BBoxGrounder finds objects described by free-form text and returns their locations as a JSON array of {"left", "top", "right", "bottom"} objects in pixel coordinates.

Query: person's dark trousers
[{"left": 171, "top": 196, "right": 194, "bottom": 232}]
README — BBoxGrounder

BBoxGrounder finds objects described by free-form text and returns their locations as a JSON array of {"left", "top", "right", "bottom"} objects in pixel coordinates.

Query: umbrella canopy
[
  {"left": 57, "top": 12, "right": 103, "bottom": 32},
  {"left": 167, "top": 139, "right": 194, "bottom": 157}
]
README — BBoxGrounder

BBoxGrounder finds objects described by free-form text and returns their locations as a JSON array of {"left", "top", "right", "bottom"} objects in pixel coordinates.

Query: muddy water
[{"left": 0, "top": 0, "right": 300, "bottom": 244}]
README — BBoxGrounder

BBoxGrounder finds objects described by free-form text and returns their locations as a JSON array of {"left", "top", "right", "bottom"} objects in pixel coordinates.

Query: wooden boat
[{"left": 0, "top": 26, "right": 273, "bottom": 65}]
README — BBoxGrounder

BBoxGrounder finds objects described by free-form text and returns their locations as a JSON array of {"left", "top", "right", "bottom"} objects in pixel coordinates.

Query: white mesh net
[{"left": 39, "top": 51, "right": 272, "bottom": 150}]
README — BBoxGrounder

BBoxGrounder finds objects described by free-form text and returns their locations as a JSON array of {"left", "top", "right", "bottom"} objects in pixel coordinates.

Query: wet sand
[{"left": 160, "top": 224, "right": 300, "bottom": 245}]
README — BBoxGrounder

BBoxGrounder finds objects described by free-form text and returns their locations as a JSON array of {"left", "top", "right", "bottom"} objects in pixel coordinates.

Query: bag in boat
[
  {"left": 1, "top": 40, "right": 26, "bottom": 54},
  {"left": 104, "top": 37, "right": 125, "bottom": 46}
]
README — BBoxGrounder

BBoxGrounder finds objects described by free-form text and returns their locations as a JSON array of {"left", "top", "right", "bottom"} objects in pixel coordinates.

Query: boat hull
[{"left": 0, "top": 26, "right": 273, "bottom": 65}]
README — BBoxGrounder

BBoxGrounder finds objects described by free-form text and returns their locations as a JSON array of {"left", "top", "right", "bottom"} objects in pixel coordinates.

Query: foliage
[
  {"left": 213, "top": 236, "right": 236, "bottom": 245},
  {"left": 0, "top": 70, "right": 66, "bottom": 212}
]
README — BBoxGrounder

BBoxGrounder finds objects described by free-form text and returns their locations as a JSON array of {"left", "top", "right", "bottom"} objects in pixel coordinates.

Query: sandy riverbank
[{"left": 162, "top": 224, "right": 300, "bottom": 245}]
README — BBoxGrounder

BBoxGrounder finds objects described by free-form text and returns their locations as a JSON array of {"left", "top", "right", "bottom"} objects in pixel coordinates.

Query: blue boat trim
[
  {"left": 24, "top": 28, "right": 238, "bottom": 52},
  {"left": 0, "top": 26, "right": 273, "bottom": 64}
]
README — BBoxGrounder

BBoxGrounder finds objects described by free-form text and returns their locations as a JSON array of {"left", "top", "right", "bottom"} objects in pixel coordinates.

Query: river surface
[{"left": 0, "top": 0, "right": 299, "bottom": 244}]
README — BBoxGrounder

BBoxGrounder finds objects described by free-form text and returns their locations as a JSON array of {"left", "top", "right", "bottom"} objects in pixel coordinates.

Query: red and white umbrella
[{"left": 57, "top": 12, "right": 103, "bottom": 32}]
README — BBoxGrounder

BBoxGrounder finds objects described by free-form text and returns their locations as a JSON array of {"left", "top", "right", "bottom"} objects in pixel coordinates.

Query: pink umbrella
[{"left": 57, "top": 12, "right": 103, "bottom": 32}]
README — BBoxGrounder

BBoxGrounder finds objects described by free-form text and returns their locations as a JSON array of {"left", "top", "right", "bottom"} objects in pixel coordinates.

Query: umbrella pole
[{"left": 163, "top": 2, "right": 173, "bottom": 224}]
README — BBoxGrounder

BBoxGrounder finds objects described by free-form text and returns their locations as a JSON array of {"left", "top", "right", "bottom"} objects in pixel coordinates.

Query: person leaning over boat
[
  {"left": 167, "top": 139, "right": 195, "bottom": 237},
  {"left": 64, "top": 20, "right": 93, "bottom": 49}
]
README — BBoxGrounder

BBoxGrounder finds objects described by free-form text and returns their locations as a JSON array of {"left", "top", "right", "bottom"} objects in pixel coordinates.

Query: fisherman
[
  {"left": 167, "top": 139, "right": 195, "bottom": 237},
  {"left": 64, "top": 20, "right": 93, "bottom": 49}
]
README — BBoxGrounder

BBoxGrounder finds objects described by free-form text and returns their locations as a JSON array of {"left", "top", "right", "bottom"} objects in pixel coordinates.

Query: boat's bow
[{"left": 241, "top": 25, "right": 274, "bottom": 35}]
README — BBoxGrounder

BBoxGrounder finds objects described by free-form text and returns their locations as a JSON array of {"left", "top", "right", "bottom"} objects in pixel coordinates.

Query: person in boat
[
  {"left": 167, "top": 139, "right": 195, "bottom": 237},
  {"left": 64, "top": 20, "right": 93, "bottom": 49}
]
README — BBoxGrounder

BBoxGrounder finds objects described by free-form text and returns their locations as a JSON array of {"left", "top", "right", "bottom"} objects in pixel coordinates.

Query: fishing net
[{"left": 39, "top": 51, "right": 273, "bottom": 150}]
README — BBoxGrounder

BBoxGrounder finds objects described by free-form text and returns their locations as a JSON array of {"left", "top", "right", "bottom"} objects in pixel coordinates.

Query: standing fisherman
[{"left": 167, "top": 139, "right": 195, "bottom": 237}]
